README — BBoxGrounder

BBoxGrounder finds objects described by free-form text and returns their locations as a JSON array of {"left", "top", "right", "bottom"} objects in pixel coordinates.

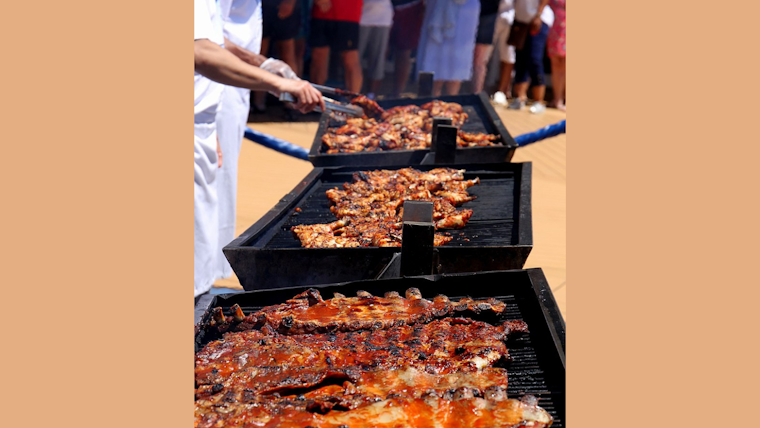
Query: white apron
[
  {"left": 194, "top": 122, "right": 220, "bottom": 296},
  {"left": 215, "top": 0, "right": 263, "bottom": 279},
  {"left": 195, "top": 0, "right": 225, "bottom": 296}
]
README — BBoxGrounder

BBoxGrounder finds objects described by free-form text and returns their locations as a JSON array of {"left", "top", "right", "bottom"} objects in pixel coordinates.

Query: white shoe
[
  {"left": 529, "top": 103, "right": 546, "bottom": 114},
  {"left": 492, "top": 91, "right": 508, "bottom": 106}
]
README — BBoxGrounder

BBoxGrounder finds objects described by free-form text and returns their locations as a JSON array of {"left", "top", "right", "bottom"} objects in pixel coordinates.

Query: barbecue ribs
[
  {"left": 208, "top": 288, "right": 509, "bottom": 336},
  {"left": 291, "top": 167, "right": 478, "bottom": 248},
  {"left": 195, "top": 393, "right": 552, "bottom": 428},
  {"left": 322, "top": 99, "right": 501, "bottom": 153}
]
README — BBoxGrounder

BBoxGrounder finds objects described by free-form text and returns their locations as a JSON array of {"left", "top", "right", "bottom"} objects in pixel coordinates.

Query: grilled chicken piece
[
  {"left": 321, "top": 100, "right": 500, "bottom": 153},
  {"left": 196, "top": 318, "right": 526, "bottom": 388},
  {"left": 292, "top": 167, "right": 477, "bottom": 248},
  {"left": 195, "top": 394, "right": 552, "bottom": 428},
  {"left": 350, "top": 95, "right": 385, "bottom": 119},
  {"left": 207, "top": 288, "right": 510, "bottom": 336}
]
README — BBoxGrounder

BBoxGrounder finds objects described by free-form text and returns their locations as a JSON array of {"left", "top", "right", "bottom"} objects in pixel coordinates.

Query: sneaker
[
  {"left": 529, "top": 103, "right": 546, "bottom": 114},
  {"left": 492, "top": 91, "right": 508, "bottom": 106},
  {"left": 508, "top": 98, "right": 526, "bottom": 110}
]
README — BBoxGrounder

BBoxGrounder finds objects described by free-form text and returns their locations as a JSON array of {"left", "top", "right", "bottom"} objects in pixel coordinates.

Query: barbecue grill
[
  {"left": 308, "top": 92, "right": 519, "bottom": 167},
  {"left": 195, "top": 268, "right": 565, "bottom": 427},
  {"left": 223, "top": 162, "right": 532, "bottom": 290}
]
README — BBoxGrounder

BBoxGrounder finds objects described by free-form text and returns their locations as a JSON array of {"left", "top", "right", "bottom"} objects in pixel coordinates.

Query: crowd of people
[
  {"left": 252, "top": 0, "right": 566, "bottom": 108},
  {"left": 193, "top": 0, "right": 566, "bottom": 296}
]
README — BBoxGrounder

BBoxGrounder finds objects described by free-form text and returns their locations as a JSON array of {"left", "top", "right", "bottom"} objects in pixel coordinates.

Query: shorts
[
  {"left": 493, "top": 16, "right": 516, "bottom": 64},
  {"left": 310, "top": 19, "right": 360, "bottom": 52},
  {"left": 263, "top": 0, "right": 301, "bottom": 41},
  {"left": 390, "top": 1, "right": 424, "bottom": 51},
  {"left": 359, "top": 26, "right": 391, "bottom": 80},
  {"left": 476, "top": 13, "right": 498, "bottom": 45}
]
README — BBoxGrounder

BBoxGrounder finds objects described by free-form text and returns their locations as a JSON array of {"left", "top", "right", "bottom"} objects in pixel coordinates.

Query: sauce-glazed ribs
[
  {"left": 195, "top": 289, "right": 553, "bottom": 427},
  {"left": 291, "top": 167, "right": 478, "bottom": 248},
  {"left": 322, "top": 99, "right": 500, "bottom": 153},
  {"left": 207, "top": 288, "right": 510, "bottom": 335}
]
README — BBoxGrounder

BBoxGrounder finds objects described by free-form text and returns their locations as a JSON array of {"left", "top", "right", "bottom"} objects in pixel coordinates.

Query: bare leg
[
  {"left": 531, "top": 85, "right": 546, "bottom": 104},
  {"left": 369, "top": 79, "right": 383, "bottom": 95},
  {"left": 253, "top": 37, "right": 273, "bottom": 110},
  {"left": 276, "top": 39, "right": 298, "bottom": 73},
  {"left": 471, "top": 44, "right": 494, "bottom": 94},
  {"left": 432, "top": 80, "right": 444, "bottom": 96},
  {"left": 549, "top": 55, "right": 566, "bottom": 110},
  {"left": 444, "top": 80, "right": 462, "bottom": 95},
  {"left": 310, "top": 46, "right": 330, "bottom": 85},
  {"left": 394, "top": 49, "right": 412, "bottom": 97},
  {"left": 497, "top": 61, "right": 514, "bottom": 96},
  {"left": 341, "top": 49, "right": 363, "bottom": 93},
  {"left": 294, "top": 38, "right": 306, "bottom": 76},
  {"left": 513, "top": 81, "right": 529, "bottom": 100}
]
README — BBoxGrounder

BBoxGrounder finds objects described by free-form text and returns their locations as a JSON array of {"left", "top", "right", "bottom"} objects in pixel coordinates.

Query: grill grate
[
  {"left": 262, "top": 171, "right": 519, "bottom": 249},
  {"left": 196, "top": 271, "right": 564, "bottom": 427}
]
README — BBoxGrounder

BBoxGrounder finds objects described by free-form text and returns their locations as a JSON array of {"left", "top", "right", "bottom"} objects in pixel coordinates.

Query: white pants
[
  {"left": 214, "top": 86, "right": 250, "bottom": 280},
  {"left": 194, "top": 121, "right": 220, "bottom": 297}
]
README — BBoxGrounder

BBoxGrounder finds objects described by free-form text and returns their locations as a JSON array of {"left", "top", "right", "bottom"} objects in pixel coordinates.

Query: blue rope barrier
[
  {"left": 514, "top": 120, "right": 566, "bottom": 147},
  {"left": 244, "top": 127, "right": 309, "bottom": 161},
  {"left": 244, "top": 119, "right": 566, "bottom": 161}
]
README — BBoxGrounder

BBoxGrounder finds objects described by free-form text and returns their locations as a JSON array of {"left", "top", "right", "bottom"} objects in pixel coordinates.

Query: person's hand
[
  {"left": 261, "top": 57, "right": 299, "bottom": 80},
  {"left": 530, "top": 16, "right": 542, "bottom": 35},
  {"left": 216, "top": 136, "right": 223, "bottom": 168},
  {"left": 278, "top": 0, "right": 296, "bottom": 19},
  {"left": 315, "top": 0, "right": 332, "bottom": 13},
  {"left": 277, "top": 79, "right": 325, "bottom": 114}
]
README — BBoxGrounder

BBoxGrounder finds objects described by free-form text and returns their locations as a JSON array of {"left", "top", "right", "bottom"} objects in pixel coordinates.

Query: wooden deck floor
[{"left": 213, "top": 105, "right": 566, "bottom": 318}]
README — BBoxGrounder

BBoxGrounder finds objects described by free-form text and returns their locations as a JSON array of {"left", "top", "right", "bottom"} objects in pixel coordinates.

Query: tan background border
[{"left": 3, "top": 1, "right": 759, "bottom": 427}]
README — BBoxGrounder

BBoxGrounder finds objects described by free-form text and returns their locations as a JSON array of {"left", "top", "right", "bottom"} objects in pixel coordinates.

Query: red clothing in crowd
[{"left": 312, "top": 0, "right": 363, "bottom": 22}]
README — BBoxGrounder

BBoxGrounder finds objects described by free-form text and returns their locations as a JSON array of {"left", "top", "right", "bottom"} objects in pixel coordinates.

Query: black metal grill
[
  {"left": 223, "top": 163, "right": 532, "bottom": 290},
  {"left": 308, "top": 93, "right": 519, "bottom": 167},
  {"left": 195, "top": 269, "right": 565, "bottom": 427}
]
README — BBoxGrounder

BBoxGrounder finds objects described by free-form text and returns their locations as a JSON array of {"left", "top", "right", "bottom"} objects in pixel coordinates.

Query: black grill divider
[
  {"left": 308, "top": 92, "right": 519, "bottom": 167},
  {"left": 194, "top": 268, "right": 565, "bottom": 427},
  {"left": 223, "top": 162, "right": 532, "bottom": 291}
]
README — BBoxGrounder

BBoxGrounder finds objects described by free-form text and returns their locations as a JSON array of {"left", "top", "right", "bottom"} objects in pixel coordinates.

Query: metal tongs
[{"left": 279, "top": 84, "right": 365, "bottom": 117}]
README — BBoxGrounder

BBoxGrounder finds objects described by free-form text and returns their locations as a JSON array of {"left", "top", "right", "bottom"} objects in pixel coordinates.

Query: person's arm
[
  {"left": 194, "top": 39, "right": 324, "bottom": 112},
  {"left": 531, "top": 0, "right": 550, "bottom": 33},
  {"left": 223, "top": 37, "right": 267, "bottom": 66}
]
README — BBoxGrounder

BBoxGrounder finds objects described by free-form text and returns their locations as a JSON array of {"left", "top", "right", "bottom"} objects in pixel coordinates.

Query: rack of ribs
[
  {"left": 206, "top": 288, "right": 510, "bottom": 335},
  {"left": 291, "top": 168, "right": 478, "bottom": 248},
  {"left": 322, "top": 99, "right": 500, "bottom": 153},
  {"left": 195, "top": 392, "right": 552, "bottom": 428}
]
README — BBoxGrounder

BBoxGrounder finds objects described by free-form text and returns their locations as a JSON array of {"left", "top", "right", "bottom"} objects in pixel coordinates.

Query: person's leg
[
  {"left": 472, "top": 44, "right": 494, "bottom": 94},
  {"left": 275, "top": 39, "right": 298, "bottom": 71},
  {"left": 549, "top": 55, "right": 566, "bottom": 110},
  {"left": 367, "top": 26, "right": 391, "bottom": 96},
  {"left": 444, "top": 80, "right": 462, "bottom": 95},
  {"left": 310, "top": 47, "right": 330, "bottom": 84},
  {"left": 341, "top": 49, "right": 363, "bottom": 93},
  {"left": 432, "top": 80, "right": 445, "bottom": 96},
  {"left": 253, "top": 37, "right": 272, "bottom": 110},
  {"left": 497, "top": 61, "right": 515, "bottom": 95},
  {"left": 294, "top": 38, "right": 306, "bottom": 76},
  {"left": 528, "top": 23, "right": 549, "bottom": 104},
  {"left": 394, "top": 50, "right": 412, "bottom": 97}
]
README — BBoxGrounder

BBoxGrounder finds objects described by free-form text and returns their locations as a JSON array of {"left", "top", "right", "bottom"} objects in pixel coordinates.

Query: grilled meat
[
  {"left": 291, "top": 167, "right": 477, "bottom": 248},
  {"left": 195, "top": 393, "right": 552, "bottom": 428},
  {"left": 208, "top": 288, "right": 509, "bottom": 335},
  {"left": 196, "top": 317, "right": 526, "bottom": 389},
  {"left": 322, "top": 100, "right": 501, "bottom": 153},
  {"left": 350, "top": 95, "right": 385, "bottom": 119}
]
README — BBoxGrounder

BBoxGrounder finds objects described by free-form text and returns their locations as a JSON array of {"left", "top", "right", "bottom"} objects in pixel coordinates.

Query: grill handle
[
  {"left": 400, "top": 201, "right": 436, "bottom": 277},
  {"left": 422, "top": 121, "right": 458, "bottom": 165}
]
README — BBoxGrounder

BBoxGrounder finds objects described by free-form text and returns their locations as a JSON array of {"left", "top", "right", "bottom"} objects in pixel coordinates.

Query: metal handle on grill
[{"left": 422, "top": 119, "right": 458, "bottom": 165}]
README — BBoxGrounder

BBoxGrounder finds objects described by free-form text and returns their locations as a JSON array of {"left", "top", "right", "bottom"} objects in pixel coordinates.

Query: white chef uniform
[
  {"left": 195, "top": 0, "right": 225, "bottom": 296},
  {"left": 214, "top": 0, "right": 263, "bottom": 280}
]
